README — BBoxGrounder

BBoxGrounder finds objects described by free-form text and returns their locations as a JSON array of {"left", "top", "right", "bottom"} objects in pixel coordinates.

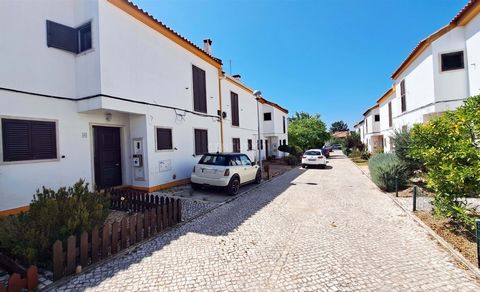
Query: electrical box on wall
[{"left": 132, "top": 138, "right": 145, "bottom": 181}]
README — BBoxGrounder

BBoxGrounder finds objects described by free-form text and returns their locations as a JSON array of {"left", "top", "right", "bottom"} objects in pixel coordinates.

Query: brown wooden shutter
[
  {"left": 232, "top": 138, "right": 240, "bottom": 153},
  {"left": 192, "top": 65, "right": 207, "bottom": 113},
  {"left": 230, "top": 92, "right": 239, "bottom": 126},
  {"left": 194, "top": 129, "right": 208, "bottom": 155},
  {"left": 2, "top": 119, "right": 56, "bottom": 161},
  {"left": 400, "top": 80, "right": 406, "bottom": 112},
  {"left": 388, "top": 102, "right": 393, "bottom": 127},
  {"left": 156, "top": 128, "right": 172, "bottom": 150}
]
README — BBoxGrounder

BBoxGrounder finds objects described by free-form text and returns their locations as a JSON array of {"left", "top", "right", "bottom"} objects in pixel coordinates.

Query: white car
[
  {"left": 191, "top": 153, "right": 262, "bottom": 195},
  {"left": 301, "top": 149, "right": 327, "bottom": 169}
]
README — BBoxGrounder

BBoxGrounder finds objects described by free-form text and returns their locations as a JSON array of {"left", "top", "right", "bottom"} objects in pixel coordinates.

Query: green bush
[
  {"left": 349, "top": 149, "right": 362, "bottom": 158},
  {"left": 391, "top": 128, "right": 422, "bottom": 172},
  {"left": 0, "top": 179, "right": 110, "bottom": 266},
  {"left": 284, "top": 154, "right": 299, "bottom": 165},
  {"left": 409, "top": 95, "right": 480, "bottom": 230},
  {"left": 361, "top": 150, "right": 371, "bottom": 160},
  {"left": 368, "top": 153, "right": 408, "bottom": 192}
]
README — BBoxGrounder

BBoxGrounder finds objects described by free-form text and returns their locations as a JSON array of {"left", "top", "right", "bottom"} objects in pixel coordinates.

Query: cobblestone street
[{"left": 55, "top": 152, "right": 480, "bottom": 291}]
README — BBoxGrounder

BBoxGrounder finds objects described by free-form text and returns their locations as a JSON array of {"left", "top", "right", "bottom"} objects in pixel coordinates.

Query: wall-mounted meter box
[{"left": 132, "top": 154, "right": 143, "bottom": 167}]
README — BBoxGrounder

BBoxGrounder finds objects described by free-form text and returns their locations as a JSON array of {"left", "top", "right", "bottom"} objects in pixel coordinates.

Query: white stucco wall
[{"left": 465, "top": 13, "right": 480, "bottom": 96}]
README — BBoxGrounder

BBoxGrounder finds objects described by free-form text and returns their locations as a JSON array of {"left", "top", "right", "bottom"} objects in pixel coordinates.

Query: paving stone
[{"left": 54, "top": 152, "right": 480, "bottom": 291}]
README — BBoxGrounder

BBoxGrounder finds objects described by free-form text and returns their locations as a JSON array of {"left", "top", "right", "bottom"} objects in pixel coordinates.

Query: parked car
[
  {"left": 332, "top": 144, "right": 342, "bottom": 150},
  {"left": 321, "top": 147, "right": 330, "bottom": 158},
  {"left": 191, "top": 153, "right": 262, "bottom": 195},
  {"left": 301, "top": 149, "right": 327, "bottom": 169}
]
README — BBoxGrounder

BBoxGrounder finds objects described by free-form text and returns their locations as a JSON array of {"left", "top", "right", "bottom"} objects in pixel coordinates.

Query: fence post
[
  {"left": 476, "top": 219, "right": 480, "bottom": 268},
  {"left": 395, "top": 176, "right": 398, "bottom": 197},
  {"left": 413, "top": 186, "right": 417, "bottom": 212}
]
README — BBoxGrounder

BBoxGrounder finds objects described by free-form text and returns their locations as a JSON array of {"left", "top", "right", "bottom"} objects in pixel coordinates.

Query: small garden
[{"left": 353, "top": 95, "right": 480, "bottom": 266}]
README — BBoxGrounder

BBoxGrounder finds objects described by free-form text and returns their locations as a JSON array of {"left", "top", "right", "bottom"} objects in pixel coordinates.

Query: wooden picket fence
[
  {"left": 52, "top": 196, "right": 182, "bottom": 280},
  {"left": 109, "top": 188, "right": 162, "bottom": 212},
  {"left": 0, "top": 266, "right": 38, "bottom": 292}
]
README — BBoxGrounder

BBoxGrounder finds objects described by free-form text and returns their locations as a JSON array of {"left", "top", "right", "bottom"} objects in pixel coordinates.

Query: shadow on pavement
[{"left": 59, "top": 167, "right": 306, "bottom": 289}]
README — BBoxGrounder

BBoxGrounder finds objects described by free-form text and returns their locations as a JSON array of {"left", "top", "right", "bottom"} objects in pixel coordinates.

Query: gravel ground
[{"left": 53, "top": 152, "right": 480, "bottom": 291}]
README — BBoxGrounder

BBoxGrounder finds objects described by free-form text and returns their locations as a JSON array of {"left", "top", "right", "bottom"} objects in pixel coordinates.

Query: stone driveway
[{"left": 54, "top": 153, "right": 480, "bottom": 291}]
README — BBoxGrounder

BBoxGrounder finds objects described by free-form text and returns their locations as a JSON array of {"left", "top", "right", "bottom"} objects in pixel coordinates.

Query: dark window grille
[{"left": 156, "top": 128, "right": 173, "bottom": 150}]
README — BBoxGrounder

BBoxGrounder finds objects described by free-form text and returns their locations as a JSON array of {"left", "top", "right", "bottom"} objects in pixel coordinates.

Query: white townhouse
[
  {"left": 358, "top": 0, "right": 480, "bottom": 153},
  {"left": 0, "top": 0, "right": 288, "bottom": 214},
  {"left": 353, "top": 120, "right": 364, "bottom": 143},
  {"left": 362, "top": 105, "right": 382, "bottom": 153},
  {"left": 220, "top": 74, "right": 289, "bottom": 161}
]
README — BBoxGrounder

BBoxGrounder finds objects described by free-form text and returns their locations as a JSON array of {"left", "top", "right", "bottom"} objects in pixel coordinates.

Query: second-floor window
[
  {"left": 388, "top": 102, "right": 393, "bottom": 128},
  {"left": 192, "top": 65, "right": 207, "bottom": 113},
  {"left": 230, "top": 91, "right": 239, "bottom": 126},
  {"left": 264, "top": 113, "right": 272, "bottom": 121},
  {"left": 374, "top": 115, "right": 380, "bottom": 122},
  {"left": 46, "top": 20, "right": 92, "bottom": 54},
  {"left": 283, "top": 116, "right": 286, "bottom": 133},
  {"left": 400, "top": 79, "right": 406, "bottom": 113},
  {"left": 441, "top": 51, "right": 464, "bottom": 71}
]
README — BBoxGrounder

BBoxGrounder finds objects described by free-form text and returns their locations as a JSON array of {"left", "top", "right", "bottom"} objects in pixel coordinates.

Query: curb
[
  {"left": 42, "top": 166, "right": 299, "bottom": 291},
  {"left": 348, "top": 156, "right": 480, "bottom": 279}
]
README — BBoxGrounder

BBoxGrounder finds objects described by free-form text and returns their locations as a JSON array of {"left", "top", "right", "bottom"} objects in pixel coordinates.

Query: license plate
[{"left": 308, "top": 159, "right": 316, "bottom": 161}]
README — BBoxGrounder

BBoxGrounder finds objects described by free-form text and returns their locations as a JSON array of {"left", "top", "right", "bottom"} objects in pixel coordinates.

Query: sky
[{"left": 132, "top": 0, "right": 467, "bottom": 129}]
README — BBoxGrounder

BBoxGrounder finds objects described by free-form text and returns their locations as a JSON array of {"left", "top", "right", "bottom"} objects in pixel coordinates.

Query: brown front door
[{"left": 93, "top": 126, "right": 122, "bottom": 188}]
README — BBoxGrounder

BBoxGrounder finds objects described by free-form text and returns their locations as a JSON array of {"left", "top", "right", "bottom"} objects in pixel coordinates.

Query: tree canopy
[
  {"left": 288, "top": 111, "right": 329, "bottom": 150},
  {"left": 330, "top": 120, "right": 349, "bottom": 133}
]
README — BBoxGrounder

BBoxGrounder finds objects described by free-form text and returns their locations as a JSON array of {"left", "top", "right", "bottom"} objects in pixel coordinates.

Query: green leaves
[
  {"left": 409, "top": 95, "right": 480, "bottom": 230},
  {"left": 368, "top": 153, "right": 408, "bottom": 191},
  {"left": 288, "top": 112, "right": 329, "bottom": 150}
]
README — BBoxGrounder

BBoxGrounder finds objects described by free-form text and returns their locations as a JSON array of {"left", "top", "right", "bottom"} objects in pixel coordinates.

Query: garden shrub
[
  {"left": 284, "top": 154, "right": 299, "bottom": 165},
  {"left": 409, "top": 95, "right": 480, "bottom": 230},
  {"left": 360, "top": 150, "right": 371, "bottom": 160},
  {"left": 349, "top": 149, "right": 362, "bottom": 158},
  {"left": 0, "top": 179, "right": 110, "bottom": 267},
  {"left": 391, "top": 128, "right": 422, "bottom": 172},
  {"left": 368, "top": 153, "right": 408, "bottom": 192}
]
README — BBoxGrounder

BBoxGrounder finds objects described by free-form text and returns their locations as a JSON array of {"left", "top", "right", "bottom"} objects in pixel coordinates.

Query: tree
[
  {"left": 288, "top": 112, "right": 329, "bottom": 150},
  {"left": 330, "top": 120, "right": 349, "bottom": 133},
  {"left": 409, "top": 95, "right": 480, "bottom": 230}
]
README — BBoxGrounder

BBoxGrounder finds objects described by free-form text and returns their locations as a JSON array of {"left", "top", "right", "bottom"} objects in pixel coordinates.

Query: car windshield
[
  {"left": 199, "top": 155, "right": 229, "bottom": 166},
  {"left": 305, "top": 151, "right": 321, "bottom": 156}
]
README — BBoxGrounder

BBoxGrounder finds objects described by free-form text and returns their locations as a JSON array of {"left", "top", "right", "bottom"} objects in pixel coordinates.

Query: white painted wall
[
  {"left": 378, "top": 93, "right": 395, "bottom": 152},
  {"left": 465, "top": 14, "right": 480, "bottom": 96}
]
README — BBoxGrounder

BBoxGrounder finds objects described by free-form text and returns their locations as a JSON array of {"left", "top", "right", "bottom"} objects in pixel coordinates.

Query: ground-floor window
[
  {"left": 1, "top": 118, "right": 57, "bottom": 162},
  {"left": 232, "top": 138, "right": 240, "bottom": 153},
  {"left": 194, "top": 129, "right": 208, "bottom": 155},
  {"left": 283, "top": 139, "right": 286, "bottom": 145},
  {"left": 247, "top": 139, "right": 253, "bottom": 150},
  {"left": 156, "top": 128, "right": 173, "bottom": 150}
]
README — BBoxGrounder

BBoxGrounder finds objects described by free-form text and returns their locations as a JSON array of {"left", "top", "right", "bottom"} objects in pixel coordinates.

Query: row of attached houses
[
  {"left": 355, "top": 0, "right": 480, "bottom": 153},
  {"left": 0, "top": 0, "right": 288, "bottom": 214}
]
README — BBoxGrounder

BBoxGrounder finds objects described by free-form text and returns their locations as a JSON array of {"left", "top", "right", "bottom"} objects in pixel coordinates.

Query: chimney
[
  {"left": 232, "top": 74, "right": 241, "bottom": 81},
  {"left": 203, "top": 39, "right": 212, "bottom": 55}
]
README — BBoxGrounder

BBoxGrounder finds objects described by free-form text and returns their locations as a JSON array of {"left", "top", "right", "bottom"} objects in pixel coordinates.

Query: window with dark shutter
[
  {"left": 231, "top": 92, "right": 239, "bottom": 126},
  {"left": 260, "top": 139, "right": 264, "bottom": 150},
  {"left": 400, "top": 80, "right": 406, "bottom": 113},
  {"left": 247, "top": 139, "right": 253, "bottom": 151},
  {"left": 2, "top": 118, "right": 57, "bottom": 162},
  {"left": 192, "top": 65, "right": 207, "bottom": 113},
  {"left": 78, "top": 23, "right": 92, "bottom": 53},
  {"left": 283, "top": 116, "right": 286, "bottom": 133},
  {"left": 194, "top": 129, "right": 208, "bottom": 155},
  {"left": 441, "top": 51, "right": 464, "bottom": 71},
  {"left": 232, "top": 138, "right": 240, "bottom": 153},
  {"left": 46, "top": 20, "right": 78, "bottom": 53},
  {"left": 374, "top": 115, "right": 380, "bottom": 122},
  {"left": 283, "top": 139, "right": 286, "bottom": 146},
  {"left": 263, "top": 113, "right": 271, "bottom": 121},
  {"left": 388, "top": 102, "right": 393, "bottom": 127},
  {"left": 156, "top": 128, "right": 173, "bottom": 150}
]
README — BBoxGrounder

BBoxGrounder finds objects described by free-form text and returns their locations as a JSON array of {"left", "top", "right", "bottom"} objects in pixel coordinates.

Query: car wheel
[
  {"left": 320, "top": 164, "right": 326, "bottom": 169},
  {"left": 302, "top": 164, "right": 306, "bottom": 168},
  {"left": 227, "top": 177, "right": 240, "bottom": 196},
  {"left": 191, "top": 182, "right": 201, "bottom": 190},
  {"left": 254, "top": 170, "right": 262, "bottom": 184}
]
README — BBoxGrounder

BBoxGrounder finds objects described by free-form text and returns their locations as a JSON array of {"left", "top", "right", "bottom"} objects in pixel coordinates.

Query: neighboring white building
[
  {"left": 259, "top": 99, "right": 289, "bottom": 159},
  {"left": 0, "top": 0, "right": 288, "bottom": 214},
  {"left": 362, "top": 105, "right": 382, "bottom": 153},
  {"left": 353, "top": 120, "right": 364, "bottom": 143},
  {"left": 357, "top": 0, "right": 480, "bottom": 154}
]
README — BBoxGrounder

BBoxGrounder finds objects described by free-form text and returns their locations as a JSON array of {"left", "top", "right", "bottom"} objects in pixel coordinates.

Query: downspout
[{"left": 218, "top": 69, "right": 224, "bottom": 152}]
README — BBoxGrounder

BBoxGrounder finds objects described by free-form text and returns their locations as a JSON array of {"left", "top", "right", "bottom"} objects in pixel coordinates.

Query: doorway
[{"left": 93, "top": 126, "right": 122, "bottom": 188}]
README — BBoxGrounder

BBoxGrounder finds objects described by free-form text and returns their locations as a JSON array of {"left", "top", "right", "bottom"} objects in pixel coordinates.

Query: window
[
  {"left": 400, "top": 79, "right": 406, "bottom": 113},
  {"left": 230, "top": 155, "right": 242, "bottom": 166},
  {"left": 2, "top": 118, "right": 57, "bottom": 162},
  {"left": 194, "top": 129, "right": 208, "bottom": 155},
  {"left": 192, "top": 65, "right": 207, "bottom": 113},
  {"left": 247, "top": 139, "right": 253, "bottom": 150},
  {"left": 230, "top": 91, "right": 239, "bottom": 126},
  {"left": 388, "top": 102, "right": 393, "bottom": 128},
  {"left": 46, "top": 20, "right": 92, "bottom": 54},
  {"left": 365, "top": 118, "right": 368, "bottom": 133},
  {"left": 283, "top": 116, "right": 286, "bottom": 133},
  {"left": 232, "top": 138, "right": 240, "bottom": 153},
  {"left": 239, "top": 155, "right": 252, "bottom": 166},
  {"left": 263, "top": 113, "right": 272, "bottom": 121},
  {"left": 199, "top": 154, "right": 228, "bottom": 166},
  {"left": 374, "top": 115, "right": 380, "bottom": 122},
  {"left": 283, "top": 139, "right": 286, "bottom": 145},
  {"left": 156, "top": 128, "right": 172, "bottom": 150},
  {"left": 260, "top": 139, "right": 264, "bottom": 150},
  {"left": 441, "top": 51, "right": 464, "bottom": 71}
]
